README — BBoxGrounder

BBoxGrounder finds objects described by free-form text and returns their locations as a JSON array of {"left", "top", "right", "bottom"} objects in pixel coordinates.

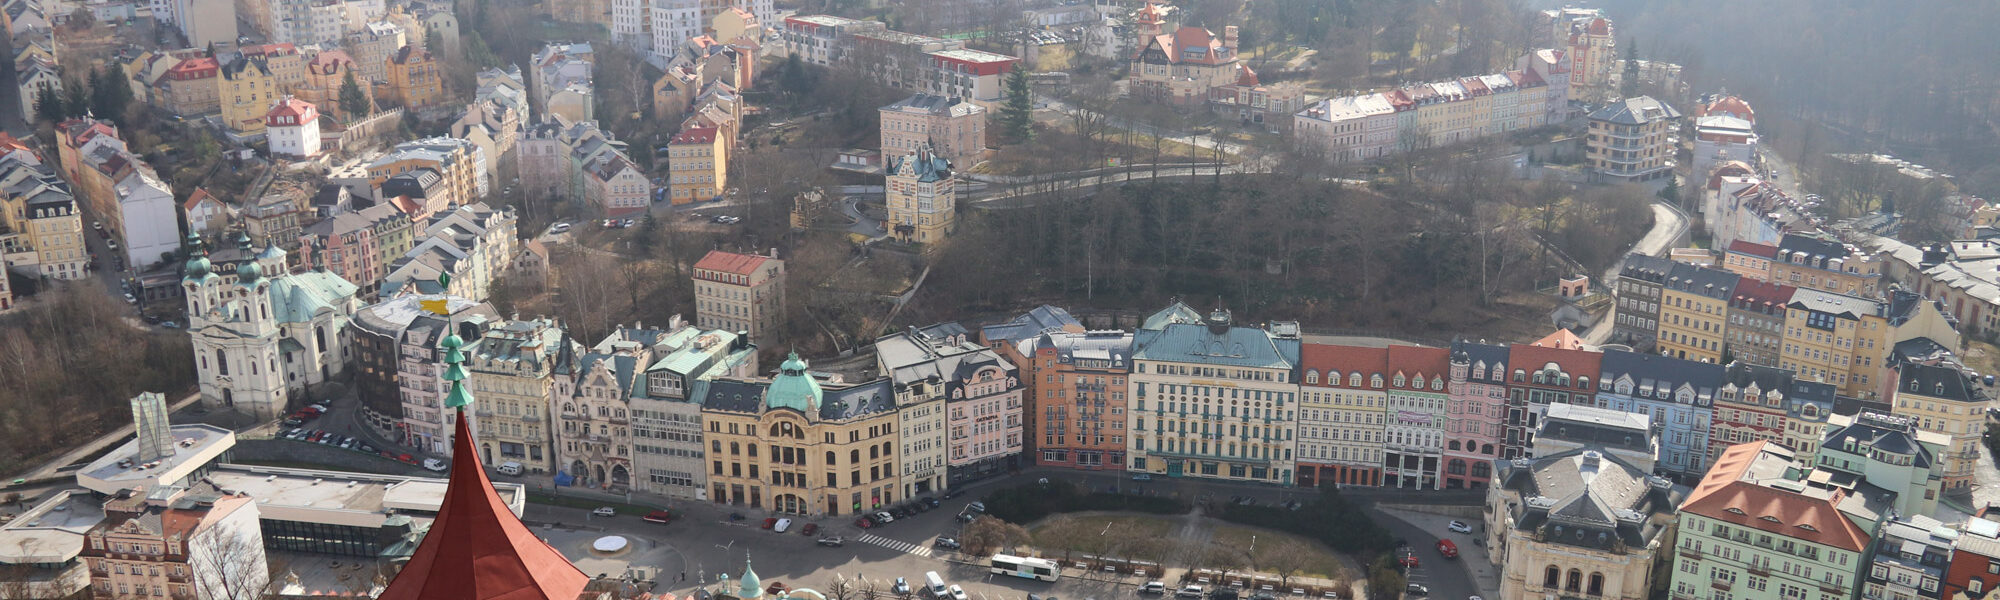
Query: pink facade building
[
  {"left": 879, "top": 94, "right": 985, "bottom": 167},
  {"left": 1444, "top": 341, "right": 1509, "bottom": 489}
]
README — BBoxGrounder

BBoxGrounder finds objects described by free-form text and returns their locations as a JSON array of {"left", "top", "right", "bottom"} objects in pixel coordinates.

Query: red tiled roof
[
  {"left": 1300, "top": 343, "right": 1388, "bottom": 389},
  {"left": 1505, "top": 343, "right": 1601, "bottom": 385},
  {"left": 1727, "top": 240, "right": 1779, "bottom": 259},
  {"left": 670, "top": 127, "right": 718, "bottom": 144},
  {"left": 376, "top": 412, "right": 590, "bottom": 600},
  {"left": 1731, "top": 279, "right": 1795, "bottom": 310},
  {"left": 1680, "top": 441, "right": 1871, "bottom": 553},
  {"left": 265, "top": 96, "right": 318, "bottom": 123},
  {"left": 1586, "top": 17, "right": 1610, "bottom": 36},
  {"left": 693, "top": 250, "right": 771, "bottom": 276},
  {"left": 1530, "top": 329, "right": 1585, "bottom": 350},
  {"left": 1384, "top": 345, "right": 1450, "bottom": 390},
  {"left": 1233, "top": 64, "right": 1259, "bottom": 87},
  {"left": 182, "top": 187, "right": 217, "bottom": 211}
]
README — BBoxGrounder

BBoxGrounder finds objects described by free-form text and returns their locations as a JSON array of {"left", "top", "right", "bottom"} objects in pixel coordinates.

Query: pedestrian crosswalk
[{"left": 857, "top": 534, "right": 934, "bottom": 557}]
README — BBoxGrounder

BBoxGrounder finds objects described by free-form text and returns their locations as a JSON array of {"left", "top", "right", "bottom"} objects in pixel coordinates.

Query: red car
[
  {"left": 762, "top": 517, "right": 778, "bottom": 530},
  {"left": 854, "top": 517, "right": 874, "bottom": 529},
  {"left": 398, "top": 453, "right": 416, "bottom": 464},
  {"left": 1436, "top": 539, "right": 1458, "bottom": 559},
  {"left": 643, "top": 511, "right": 673, "bottom": 524},
  {"left": 801, "top": 523, "right": 818, "bottom": 536}
]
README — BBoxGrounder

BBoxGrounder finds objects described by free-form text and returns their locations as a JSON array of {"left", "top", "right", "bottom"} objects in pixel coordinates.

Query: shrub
[
  {"left": 982, "top": 480, "right": 1187, "bottom": 523},
  {"left": 1212, "top": 486, "right": 1393, "bottom": 555}
]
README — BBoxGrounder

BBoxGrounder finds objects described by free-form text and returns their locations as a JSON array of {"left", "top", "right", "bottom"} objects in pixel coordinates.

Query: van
[
  {"left": 923, "top": 572, "right": 947, "bottom": 598},
  {"left": 497, "top": 462, "right": 523, "bottom": 476}
]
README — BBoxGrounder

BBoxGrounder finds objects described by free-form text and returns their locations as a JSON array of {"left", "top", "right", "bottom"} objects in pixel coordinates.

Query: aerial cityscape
[{"left": 0, "top": 1, "right": 1994, "bottom": 600}]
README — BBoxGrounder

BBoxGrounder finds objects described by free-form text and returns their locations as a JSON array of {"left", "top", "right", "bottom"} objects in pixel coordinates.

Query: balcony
[
  {"left": 1678, "top": 547, "right": 1703, "bottom": 560},
  {"left": 1711, "top": 579, "right": 1732, "bottom": 592},
  {"left": 1746, "top": 564, "right": 1770, "bottom": 576}
]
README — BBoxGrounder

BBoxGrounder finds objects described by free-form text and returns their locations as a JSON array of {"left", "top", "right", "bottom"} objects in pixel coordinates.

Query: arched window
[
  {"left": 729, "top": 442, "right": 740, "bottom": 455},
  {"left": 1370, "top": 375, "right": 1383, "bottom": 388},
  {"left": 1566, "top": 569, "right": 1582, "bottom": 592},
  {"left": 1588, "top": 573, "right": 1604, "bottom": 596},
  {"left": 1544, "top": 566, "right": 1560, "bottom": 588},
  {"left": 870, "top": 445, "right": 879, "bottom": 459},
  {"left": 826, "top": 451, "right": 836, "bottom": 465},
  {"left": 1349, "top": 373, "right": 1362, "bottom": 387},
  {"left": 1577, "top": 377, "right": 1590, "bottom": 390},
  {"left": 1448, "top": 441, "right": 1461, "bottom": 451},
  {"left": 851, "top": 449, "right": 861, "bottom": 463},
  {"left": 1304, "top": 371, "right": 1318, "bottom": 385},
  {"left": 216, "top": 350, "right": 229, "bottom": 376}
]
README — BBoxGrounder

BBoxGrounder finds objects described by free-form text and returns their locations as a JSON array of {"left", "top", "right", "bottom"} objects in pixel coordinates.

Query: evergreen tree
[
  {"left": 89, "top": 66, "right": 130, "bottom": 121},
  {"left": 426, "top": 29, "right": 445, "bottom": 57},
  {"left": 33, "top": 86, "right": 63, "bottom": 123},
  {"left": 464, "top": 30, "right": 500, "bottom": 69},
  {"left": 998, "top": 68, "right": 1034, "bottom": 143},
  {"left": 339, "top": 70, "right": 370, "bottom": 117},
  {"left": 778, "top": 54, "right": 813, "bottom": 99},
  {"left": 61, "top": 77, "right": 87, "bottom": 118},
  {"left": 1621, "top": 39, "right": 1641, "bottom": 99}
]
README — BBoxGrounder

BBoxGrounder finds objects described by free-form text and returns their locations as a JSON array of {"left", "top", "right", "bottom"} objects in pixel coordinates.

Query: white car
[
  {"left": 946, "top": 585, "right": 968, "bottom": 600},
  {"left": 1176, "top": 586, "right": 1204, "bottom": 598},
  {"left": 873, "top": 511, "right": 895, "bottom": 523},
  {"left": 774, "top": 518, "right": 792, "bottom": 533},
  {"left": 422, "top": 458, "right": 448, "bottom": 472},
  {"left": 1447, "top": 520, "right": 1472, "bottom": 534},
  {"left": 592, "top": 507, "right": 617, "bottom": 517}
]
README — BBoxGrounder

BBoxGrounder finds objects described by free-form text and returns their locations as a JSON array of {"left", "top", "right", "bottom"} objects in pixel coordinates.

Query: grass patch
[
  {"left": 1028, "top": 515, "right": 1176, "bottom": 540},
  {"left": 1210, "top": 524, "right": 1355, "bottom": 580}
]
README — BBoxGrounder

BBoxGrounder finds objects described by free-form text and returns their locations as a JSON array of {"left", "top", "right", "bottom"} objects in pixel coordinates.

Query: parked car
[
  {"left": 397, "top": 453, "right": 416, "bottom": 464},
  {"left": 801, "top": 523, "right": 818, "bottom": 536},
  {"left": 358, "top": 443, "right": 376, "bottom": 454},
  {"left": 551, "top": 223, "right": 572, "bottom": 233},
  {"left": 423, "top": 458, "right": 448, "bottom": 472},
  {"left": 966, "top": 501, "right": 986, "bottom": 513},
  {"left": 339, "top": 438, "right": 357, "bottom": 449},
  {"left": 1447, "top": 520, "right": 1472, "bottom": 534},
  {"left": 763, "top": 517, "right": 778, "bottom": 529},
  {"left": 946, "top": 585, "right": 968, "bottom": 600},
  {"left": 1176, "top": 586, "right": 1205, "bottom": 598},
  {"left": 1132, "top": 474, "right": 1153, "bottom": 481},
  {"left": 1139, "top": 582, "right": 1167, "bottom": 595},
  {"left": 1436, "top": 539, "right": 1458, "bottom": 559},
  {"left": 643, "top": 511, "right": 673, "bottom": 524},
  {"left": 854, "top": 517, "right": 874, "bottom": 529},
  {"left": 592, "top": 507, "right": 617, "bottom": 517},
  {"left": 281, "top": 417, "right": 303, "bottom": 427},
  {"left": 941, "top": 489, "right": 964, "bottom": 500},
  {"left": 774, "top": 518, "right": 793, "bottom": 533},
  {"left": 921, "top": 496, "right": 940, "bottom": 507},
  {"left": 817, "top": 536, "right": 845, "bottom": 547},
  {"left": 873, "top": 511, "right": 895, "bottom": 524},
  {"left": 1403, "top": 583, "right": 1428, "bottom": 596},
  {"left": 91, "top": 220, "right": 102, "bottom": 231},
  {"left": 892, "top": 578, "right": 909, "bottom": 595},
  {"left": 933, "top": 537, "right": 960, "bottom": 550},
  {"left": 106, "top": 239, "right": 118, "bottom": 250}
]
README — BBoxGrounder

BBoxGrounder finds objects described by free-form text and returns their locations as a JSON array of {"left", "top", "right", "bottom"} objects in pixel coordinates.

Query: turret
[{"left": 183, "top": 232, "right": 220, "bottom": 325}]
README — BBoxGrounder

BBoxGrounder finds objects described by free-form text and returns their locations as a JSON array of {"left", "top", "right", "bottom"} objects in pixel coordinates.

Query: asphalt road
[{"left": 1364, "top": 507, "right": 1477, "bottom": 600}]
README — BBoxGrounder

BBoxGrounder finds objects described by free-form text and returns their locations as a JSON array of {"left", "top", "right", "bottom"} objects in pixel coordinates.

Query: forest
[
  {"left": 0, "top": 282, "right": 195, "bottom": 475},
  {"left": 914, "top": 166, "right": 1654, "bottom": 340}
]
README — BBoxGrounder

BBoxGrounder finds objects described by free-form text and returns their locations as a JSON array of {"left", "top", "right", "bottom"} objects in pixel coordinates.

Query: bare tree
[
  {"left": 184, "top": 516, "right": 275, "bottom": 600},
  {"left": 859, "top": 577, "right": 883, "bottom": 600},
  {"left": 1259, "top": 541, "right": 1313, "bottom": 591},
  {"left": 962, "top": 517, "right": 1032, "bottom": 558},
  {"left": 824, "top": 575, "right": 858, "bottom": 600}
]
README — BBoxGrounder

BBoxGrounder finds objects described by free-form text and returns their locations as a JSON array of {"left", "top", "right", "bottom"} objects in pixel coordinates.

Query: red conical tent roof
[{"left": 376, "top": 411, "right": 590, "bottom": 600}]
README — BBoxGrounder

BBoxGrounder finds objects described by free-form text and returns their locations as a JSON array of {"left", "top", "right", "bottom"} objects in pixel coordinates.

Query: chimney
[{"left": 1223, "top": 26, "right": 1239, "bottom": 51}]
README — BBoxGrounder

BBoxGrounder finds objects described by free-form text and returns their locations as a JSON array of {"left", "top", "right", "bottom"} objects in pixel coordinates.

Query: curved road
[{"left": 1582, "top": 201, "right": 1691, "bottom": 345}]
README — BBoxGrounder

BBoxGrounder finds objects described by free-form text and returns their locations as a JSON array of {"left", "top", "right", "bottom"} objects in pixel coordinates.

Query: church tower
[{"left": 182, "top": 232, "right": 221, "bottom": 328}]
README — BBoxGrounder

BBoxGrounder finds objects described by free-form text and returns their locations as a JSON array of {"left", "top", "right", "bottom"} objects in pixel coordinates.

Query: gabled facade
[
  {"left": 1127, "top": 307, "right": 1299, "bottom": 484},
  {"left": 1595, "top": 350, "right": 1722, "bottom": 479}
]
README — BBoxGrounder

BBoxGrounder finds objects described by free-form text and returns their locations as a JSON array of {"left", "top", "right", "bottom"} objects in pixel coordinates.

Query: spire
[
  {"left": 440, "top": 332, "right": 474, "bottom": 409},
  {"left": 182, "top": 231, "right": 212, "bottom": 281},
  {"left": 375, "top": 334, "right": 588, "bottom": 600}
]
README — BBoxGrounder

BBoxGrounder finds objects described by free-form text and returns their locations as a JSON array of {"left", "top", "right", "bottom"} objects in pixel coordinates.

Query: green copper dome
[
  {"left": 182, "top": 232, "right": 211, "bottom": 281},
  {"left": 233, "top": 231, "right": 260, "bottom": 285},
  {"left": 765, "top": 352, "right": 821, "bottom": 414},
  {"left": 738, "top": 558, "right": 763, "bottom": 599}
]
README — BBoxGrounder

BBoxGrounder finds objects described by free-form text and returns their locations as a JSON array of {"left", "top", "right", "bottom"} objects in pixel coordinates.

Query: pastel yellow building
[
  {"left": 698, "top": 354, "right": 902, "bottom": 516},
  {"left": 668, "top": 127, "right": 726, "bottom": 205},
  {"left": 387, "top": 45, "right": 445, "bottom": 109},
  {"left": 218, "top": 55, "right": 276, "bottom": 133},
  {"left": 1654, "top": 263, "right": 1738, "bottom": 363}
]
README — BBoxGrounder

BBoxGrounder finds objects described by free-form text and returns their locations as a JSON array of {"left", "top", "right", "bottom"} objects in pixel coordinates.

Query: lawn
[{"left": 1028, "top": 514, "right": 1357, "bottom": 581}]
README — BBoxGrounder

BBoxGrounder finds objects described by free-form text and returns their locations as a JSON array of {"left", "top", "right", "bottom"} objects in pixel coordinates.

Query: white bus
[{"left": 990, "top": 554, "right": 1060, "bottom": 581}]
